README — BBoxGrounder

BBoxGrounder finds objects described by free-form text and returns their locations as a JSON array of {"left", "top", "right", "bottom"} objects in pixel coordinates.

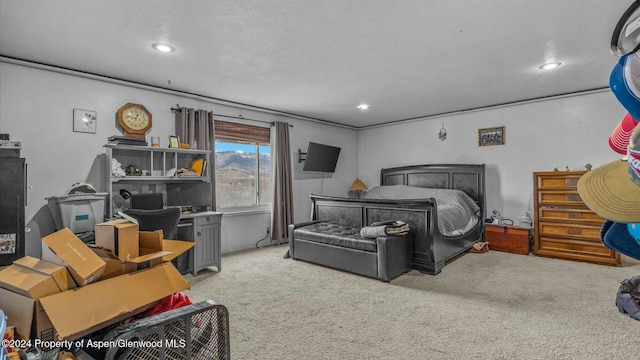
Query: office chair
[{"left": 123, "top": 207, "right": 181, "bottom": 239}]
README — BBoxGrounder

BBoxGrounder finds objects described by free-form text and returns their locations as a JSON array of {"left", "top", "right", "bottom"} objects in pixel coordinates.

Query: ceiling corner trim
[
  {"left": 0, "top": 55, "right": 358, "bottom": 130},
  {"left": 358, "top": 87, "right": 612, "bottom": 130}
]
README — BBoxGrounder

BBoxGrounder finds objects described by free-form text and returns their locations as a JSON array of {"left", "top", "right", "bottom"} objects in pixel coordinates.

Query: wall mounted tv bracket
[{"left": 298, "top": 149, "right": 307, "bottom": 163}]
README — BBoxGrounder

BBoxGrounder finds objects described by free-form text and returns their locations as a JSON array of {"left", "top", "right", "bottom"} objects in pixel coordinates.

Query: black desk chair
[{"left": 123, "top": 207, "right": 182, "bottom": 239}]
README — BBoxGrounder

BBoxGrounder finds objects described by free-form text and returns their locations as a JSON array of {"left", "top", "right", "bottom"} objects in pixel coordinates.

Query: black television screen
[
  {"left": 303, "top": 142, "right": 341, "bottom": 173},
  {"left": 166, "top": 182, "right": 212, "bottom": 209}
]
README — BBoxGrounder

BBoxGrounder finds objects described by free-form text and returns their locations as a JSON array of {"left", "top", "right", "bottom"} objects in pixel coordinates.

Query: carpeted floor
[{"left": 184, "top": 245, "right": 640, "bottom": 360}]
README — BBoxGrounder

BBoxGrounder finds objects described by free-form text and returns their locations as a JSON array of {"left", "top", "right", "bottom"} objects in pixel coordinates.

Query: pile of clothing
[{"left": 360, "top": 220, "right": 410, "bottom": 238}]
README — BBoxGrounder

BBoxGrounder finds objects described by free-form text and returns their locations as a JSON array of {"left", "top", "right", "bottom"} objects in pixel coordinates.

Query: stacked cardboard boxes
[
  {"left": 0, "top": 220, "right": 194, "bottom": 342},
  {"left": 0, "top": 256, "right": 76, "bottom": 341}
]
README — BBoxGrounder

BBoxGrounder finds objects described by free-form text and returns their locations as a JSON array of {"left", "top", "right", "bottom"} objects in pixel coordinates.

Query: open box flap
[
  {"left": 39, "top": 262, "right": 190, "bottom": 340},
  {"left": 161, "top": 240, "right": 195, "bottom": 261}
]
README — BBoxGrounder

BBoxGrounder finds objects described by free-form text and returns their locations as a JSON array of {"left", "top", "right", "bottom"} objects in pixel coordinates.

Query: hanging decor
[{"left": 438, "top": 122, "right": 447, "bottom": 141}]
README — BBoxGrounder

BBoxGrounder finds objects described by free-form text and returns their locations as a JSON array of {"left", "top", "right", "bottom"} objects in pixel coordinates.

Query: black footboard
[{"left": 309, "top": 195, "right": 481, "bottom": 274}]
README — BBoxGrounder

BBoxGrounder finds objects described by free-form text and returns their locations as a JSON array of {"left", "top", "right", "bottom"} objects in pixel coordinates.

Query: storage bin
[{"left": 46, "top": 193, "right": 107, "bottom": 233}]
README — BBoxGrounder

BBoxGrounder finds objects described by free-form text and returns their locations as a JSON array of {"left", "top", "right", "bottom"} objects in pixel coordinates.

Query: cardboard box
[
  {"left": 138, "top": 230, "right": 195, "bottom": 262},
  {"left": 0, "top": 257, "right": 76, "bottom": 340},
  {"left": 0, "top": 288, "right": 32, "bottom": 340},
  {"left": 39, "top": 262, "right": 190, "bottom": 341},
  {"left": 88, "top": 245, "right": 125, "bottom": 280},
  {"left": 95, "top": 219, "right": 139, "bottom": 261},
  {"left": 42, "top": 228, "right": 106, "bottom": 286},
  {"left": 90, "top": 231, "right": 194, "bottom": 277},
  {"left": 0, "top": 256, "right": 76, "bottom": 297},
  {"left": 123, "top": 251, "right": 170, "bottom": 273}
]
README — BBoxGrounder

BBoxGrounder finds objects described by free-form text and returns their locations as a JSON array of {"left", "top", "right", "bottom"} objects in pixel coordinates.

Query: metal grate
[{"left": 102, "top": 300, "right": 230, "bottom": 360}]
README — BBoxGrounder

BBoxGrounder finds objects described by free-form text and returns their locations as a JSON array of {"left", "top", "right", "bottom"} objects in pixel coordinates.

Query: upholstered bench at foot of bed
[{"left": 288, "top": 221, "right": 413, "bottom": 282}]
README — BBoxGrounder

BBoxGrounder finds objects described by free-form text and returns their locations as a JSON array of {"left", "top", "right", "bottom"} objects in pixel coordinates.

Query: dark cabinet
[{"left": 0, "top": 157, "right": 26, "bottom": 266}]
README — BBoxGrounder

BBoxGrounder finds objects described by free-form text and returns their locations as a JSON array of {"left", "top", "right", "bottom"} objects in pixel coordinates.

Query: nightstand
[{"left": 484, "top": 224, "right": 532, "bottom": 255}]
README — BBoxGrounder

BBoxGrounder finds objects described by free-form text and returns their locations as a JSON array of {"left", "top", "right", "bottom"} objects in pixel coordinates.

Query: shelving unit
[
  {"left": 104, "top": 143, "right": 222, "bottom": 275},
  {"left": 104, "top": 144, "right": 211, "bottom": 218}
]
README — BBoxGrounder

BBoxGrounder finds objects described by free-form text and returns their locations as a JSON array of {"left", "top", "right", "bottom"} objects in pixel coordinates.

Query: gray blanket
[
  {"left": 360, "top": 221, "right": 410, "bottom": 238},
  {"left": 363, "top": 185, "right": 480, "bottom": 236}
]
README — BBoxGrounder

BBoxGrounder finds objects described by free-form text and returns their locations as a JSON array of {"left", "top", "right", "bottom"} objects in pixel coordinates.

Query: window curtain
[
  {"left": 175, "top": 108, "right": 214, "bottom": 151},
  {"left": 271, "top": 121, "right": 294, "bottom": 242},
  {"left": 175, "top": 107, "right": 216, "bottom": 208}
]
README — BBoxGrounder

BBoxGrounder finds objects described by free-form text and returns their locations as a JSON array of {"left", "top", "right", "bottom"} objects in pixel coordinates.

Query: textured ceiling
[{"left": 0, "top": 0, "right": 633, "bottom": 128}]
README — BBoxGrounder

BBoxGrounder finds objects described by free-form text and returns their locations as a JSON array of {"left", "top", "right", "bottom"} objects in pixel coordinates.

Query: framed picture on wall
[
  {"left": 478, "top": 126, "right": 505, "bottom": 146},
  {"left": 169, "top": 135, "right": 180, "bottom": 148},
  {"left": 73, "top": 109, "right": 97, "bottom": 134}
]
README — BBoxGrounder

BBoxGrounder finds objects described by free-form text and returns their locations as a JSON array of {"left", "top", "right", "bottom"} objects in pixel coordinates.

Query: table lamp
[{"left": 349, "top": 178, "right": 368, "bottom": 198}]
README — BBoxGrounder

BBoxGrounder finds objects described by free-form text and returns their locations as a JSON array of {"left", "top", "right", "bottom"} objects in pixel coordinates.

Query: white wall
[
  {"left": 4, "top": 59, "right": 621, "bottom": 255},
  {"left": 0, "top": 61, "right": 357, "bottom": 256},
  {"left": 357, "top": 91, "right": 626, "bottom": 223}
]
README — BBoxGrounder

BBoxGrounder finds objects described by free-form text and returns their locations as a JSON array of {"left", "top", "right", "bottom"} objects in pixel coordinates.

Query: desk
[{"left": 176, "top": 211, "right": 223, "bottom": 275}]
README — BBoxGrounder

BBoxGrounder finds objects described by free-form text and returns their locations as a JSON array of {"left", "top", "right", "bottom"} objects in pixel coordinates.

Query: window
[{"left": 214, "top": 120, "right": 271, "bottom": 209}]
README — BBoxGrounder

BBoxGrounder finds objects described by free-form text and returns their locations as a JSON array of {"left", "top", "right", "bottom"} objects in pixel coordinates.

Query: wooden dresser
[{"left": 533, "top": 171, "right": 620, "bottom": 265}]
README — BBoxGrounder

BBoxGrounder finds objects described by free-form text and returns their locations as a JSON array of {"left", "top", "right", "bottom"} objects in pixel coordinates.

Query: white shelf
[
  {"left": 104, "top": 143, "right": 210, "bottom": 155},
  {"left": 110, "top": 176, "right": 208, "bottom": 182},
  {"left": 104, "top": 143, "right": 212, "bottom": 218}
]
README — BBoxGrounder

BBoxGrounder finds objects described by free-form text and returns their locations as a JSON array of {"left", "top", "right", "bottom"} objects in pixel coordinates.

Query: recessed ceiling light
[
  {"left": 357, "top": 104, "right": 370, "bottom": 110},
  {"left": 152, "top": 43, "right": 175, "bottom": 53},
  {"left": 539, "top": 62, "right": 561, "bottom": 70}
]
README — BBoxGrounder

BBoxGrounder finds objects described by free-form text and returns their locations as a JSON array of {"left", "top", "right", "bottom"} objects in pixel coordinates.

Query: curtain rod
[{"left": 171, "top": 105, "right": 293, "bottom": 127}]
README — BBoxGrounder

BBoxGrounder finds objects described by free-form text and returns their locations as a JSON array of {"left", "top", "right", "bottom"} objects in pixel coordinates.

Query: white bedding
[{"left": 363, "top": 185, "right": 481, "bottom": 236}]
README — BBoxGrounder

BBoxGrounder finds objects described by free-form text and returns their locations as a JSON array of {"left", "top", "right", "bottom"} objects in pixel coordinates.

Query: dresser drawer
[
  {"left": 537, "top": 190, "right": 587, "bottom": 207},
  {"left": 195, "top": 214, "right": 221, "bottom": 226},
  {"left": 538, "top": 208, "right": 603, "bottom": 225},
  {"left": 536, "top": 173, "right": 582, "bottom": 190},
  {"left": 536, "top": 236, "right": 619, "bottom": 263},
  {"left": 538, "top": 221, "right": 601, "bottom": 241}
]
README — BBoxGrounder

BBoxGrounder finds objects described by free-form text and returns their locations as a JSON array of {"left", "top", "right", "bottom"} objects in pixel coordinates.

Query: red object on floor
[{"left": 142, "top": 292, "right": 193, "bottom": 318}]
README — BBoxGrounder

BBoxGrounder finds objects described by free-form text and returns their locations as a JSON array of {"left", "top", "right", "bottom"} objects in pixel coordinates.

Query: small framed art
[
  {"left": 169, "top": 135, "right": 180, "bottom": 148},
  {"left": 73, "top": 109, "right": 97, "bottom": 133},
  {"left": 478, "top": 126, "right": 505, "bottom": 146}
]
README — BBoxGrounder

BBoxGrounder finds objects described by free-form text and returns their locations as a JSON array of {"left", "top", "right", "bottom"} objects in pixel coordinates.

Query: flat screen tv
[
  {"left": 303, "top": 142, "right": 341, "bottom": 173},
  {"left": 166, "top": 182, "right": 212, "bottom": 209}
]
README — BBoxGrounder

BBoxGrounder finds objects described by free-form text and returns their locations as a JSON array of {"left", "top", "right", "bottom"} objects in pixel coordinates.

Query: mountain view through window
[{"left": 215, "top": 142, "right": 271, "bottom": 209}]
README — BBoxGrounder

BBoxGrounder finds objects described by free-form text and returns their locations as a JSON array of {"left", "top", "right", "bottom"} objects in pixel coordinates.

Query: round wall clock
[{"left": 117, "top": 102, "right": 152, "bottom": 139}]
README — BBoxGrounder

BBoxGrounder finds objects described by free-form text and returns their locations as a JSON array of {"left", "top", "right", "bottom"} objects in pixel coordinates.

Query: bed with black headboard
[
  {"left": 379, "top": 163, "right": 486, "bottom": 224},
  {"left": 376, "top": 164, "right": 486, "bottom": 274},
  {"left": 288, "top": 164, "right": 485, "bottom": 277}
]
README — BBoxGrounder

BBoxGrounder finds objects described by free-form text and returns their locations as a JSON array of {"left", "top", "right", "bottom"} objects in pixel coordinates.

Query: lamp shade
[{"left": 349, "top": 178, "right": 368, "bottom": 191}]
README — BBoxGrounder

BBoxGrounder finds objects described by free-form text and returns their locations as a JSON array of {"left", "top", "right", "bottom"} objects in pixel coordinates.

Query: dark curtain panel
[
  {"left": 271, "top": 122, "right": 294, "bottom": 242},
  {"left": 174, "top": 107, "right": 194, "bottom": 147},
  {"left": 175, "top": 107, "right": 216, "bottom": 208},
  {"left": 175, "top": 108, "right": 213, "bottom": 151}
]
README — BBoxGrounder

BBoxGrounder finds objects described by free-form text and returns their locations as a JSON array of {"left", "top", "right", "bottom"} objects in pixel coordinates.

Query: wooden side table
[{"left": 484, "top": 224, "right": 532, "bottom": 255}]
